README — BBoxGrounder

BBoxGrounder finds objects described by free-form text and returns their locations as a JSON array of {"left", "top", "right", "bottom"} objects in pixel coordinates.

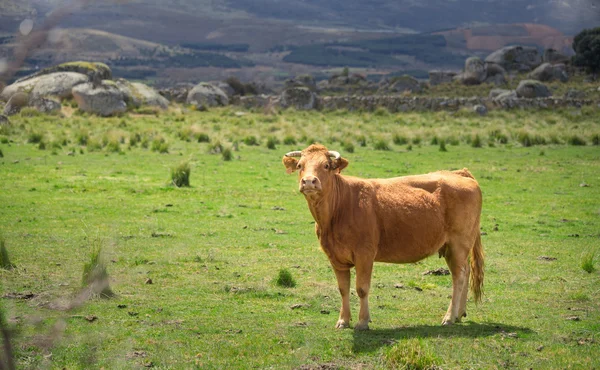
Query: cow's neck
[{"left": 304, "top": 174, "right": 346, "bottom": 229}]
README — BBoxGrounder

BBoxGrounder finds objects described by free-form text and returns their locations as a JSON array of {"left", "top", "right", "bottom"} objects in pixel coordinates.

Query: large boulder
[
  {"left": 485, "top": 45, "right": 542, "bottom": 72},
  {"left": 1, "top": 72, "right": 89, "bottom": 101},
  {"left": 462, "top": 57, "right": 487, "bottom": 85},
  {"left": 542, "top": 48, "right": 570, "bottom": 65},
  {"left": 515, "top": 80, "right": 551, "bottom": 98},
  {"left": 528, "top": 63, "right": 568, "bottom": 83},
  {"left": 2, "top": 92, "right": 29, "bottom": 116},
  {"left": 483, "top": 63, "right": 507, "bottom": 85},
  {"left": 13, "top": 61, "right": 111, "bottom": 84},
  {"left": 72, "top": 81, "right": 127, "bottom": 116},
  {"left": 159, "top": 83, "right": 194, "bottom": 104},
  {"left": 186, "top": 83, "right": 229, "bottom": 109},
  {"left": 279, "top": 87, "right": 318, "bottom": 110},
  {"left": 381, "top": 75, "right": 422, "bottom": 93},
  {"left": 116, "top": 79, "right": 169, "bottom": 110}
]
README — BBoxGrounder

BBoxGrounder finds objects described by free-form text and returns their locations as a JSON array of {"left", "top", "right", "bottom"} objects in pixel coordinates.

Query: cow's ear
[
  {"left": 282, "top": 156, "right": 299, "bottom": 174},
  {"left": 334, "top": 157, "right": 349, "bottom": 173}
]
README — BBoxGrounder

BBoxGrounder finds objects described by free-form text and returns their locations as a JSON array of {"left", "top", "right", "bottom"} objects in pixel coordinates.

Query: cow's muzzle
[{"left": 300, "top": 175, "right": 321, "bottom": 193}]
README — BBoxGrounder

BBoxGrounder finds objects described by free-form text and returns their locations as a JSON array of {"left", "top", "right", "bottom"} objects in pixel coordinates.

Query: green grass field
[{"left": 1, "top": 106, "right": 599, "bottom": 369}]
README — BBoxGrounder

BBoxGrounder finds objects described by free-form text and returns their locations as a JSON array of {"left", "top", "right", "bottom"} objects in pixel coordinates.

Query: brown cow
[{"left": 282, "top": 144, "right": 484, "bottom": 330}]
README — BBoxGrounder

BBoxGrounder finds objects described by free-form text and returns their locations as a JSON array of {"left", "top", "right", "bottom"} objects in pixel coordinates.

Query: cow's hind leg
[
  {"left": 354, "top": 259, "right": 373, "bottom": 330},
  {"left": 442, "top": 241, "right": 470, "bottom": 326},
  {"left": 333, "top": 267, "right": 351, "bottom": 329}
]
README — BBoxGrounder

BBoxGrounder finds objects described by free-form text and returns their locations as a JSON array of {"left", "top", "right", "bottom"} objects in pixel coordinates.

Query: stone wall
[{"left": 237, "top": 94, "right": 597, "bottom": 112}]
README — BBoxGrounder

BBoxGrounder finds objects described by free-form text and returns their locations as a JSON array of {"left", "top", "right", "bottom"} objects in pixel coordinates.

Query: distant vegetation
[
  {"left": 282, "top": 34, "right": 464, "bottom": 68},
  {"left": 109, "top": 51, "right": 255, "bottom": 70},
  {"left": 572, "top": 27, "right": 600, "bottom": 73},
  {"left": 180, "top": 43, "right": 250, "bottom": 52}
]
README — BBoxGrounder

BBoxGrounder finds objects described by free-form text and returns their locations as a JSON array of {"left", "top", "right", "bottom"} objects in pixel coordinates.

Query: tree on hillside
[{"left": 572, "top": 27, "right": 600, "bottom": 73}]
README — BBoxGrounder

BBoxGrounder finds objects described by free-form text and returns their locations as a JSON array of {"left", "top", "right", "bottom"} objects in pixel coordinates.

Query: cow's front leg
[
  {"left": 333, "top": 267, "right": 351, "bottom": 329},
  {"left": 354, "top": 260, "right": 373, "bottom": 330}
]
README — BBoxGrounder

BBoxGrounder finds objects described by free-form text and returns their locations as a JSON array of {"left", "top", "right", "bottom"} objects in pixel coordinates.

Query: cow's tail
[
  {"left": 469, "top": 232, "right": 484, "bottom": 304},
  {"left": 453, "top": 168, "right": 475, "bottom": 180}
]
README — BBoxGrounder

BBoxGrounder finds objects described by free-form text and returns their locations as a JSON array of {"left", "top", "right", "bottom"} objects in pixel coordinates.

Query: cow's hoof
[
  {"left": 354, "top": 322, "right": 370, "bottom": 331},
  {"left": 441, "top": 320, "right": 454, "bottom": 326},
  {"left": 335, "top": 320, "right": 349, "bottom": 329}
]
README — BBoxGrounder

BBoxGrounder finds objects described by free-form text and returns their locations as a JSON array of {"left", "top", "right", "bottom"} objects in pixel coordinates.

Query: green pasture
[{"left": 1, "top": 107, "right": 599, "bottom": 369}]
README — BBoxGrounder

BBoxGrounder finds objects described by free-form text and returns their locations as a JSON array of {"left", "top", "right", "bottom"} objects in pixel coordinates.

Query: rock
[
  {"left": 13, "top": 61, "right": 111, "bottom": 84},
  {"left": 3, "top": 92, "right": 29, "bottom": 116},
  {"left": 462, "top": 57, "right": 487, "bottom": 85},
  {"left": 382, "top": 75, "right": 422, "bottom": 93},
  {"left": 543, "top": 48, "right": 570, "bottom": 65},
  {"left": 483, "top": 63, "right": 507, "bottom": 85},
  {"left": 485, "top": 45, "right": 542, "bottom": 72},
  {"left": 528, "top": 63, "right": 555, "bottom": 82},
  {"left": 131, "top": 82, "right": 169, "bottom": 109},
  {"left": 159, "top": 83, "right": 194, "bottom": 104},
  {"left": 30, "top": 97, "right": 61, "bottom": 114},
  {"left": 428, "top": 70, "right": 458, "bottom": 86},
  {"left": 72, "top": 81, "right": 127, "bottom": 116},
  {"left": 484, "top": 73, "right": 507, "bottom": 86},
  {"left": 329, "top": 73, "right": 367, "bottom": 87},
  {"left": 516, "top": 80, "right": 552, "bottom": 98},
  {"left": 279, "top": 87, "right": 318, "bottom": 110},
  {"left": 215, "top": 82, "right": 235, "bottom": 98},
  {"left": 489, "top": 88, "right": 512, "bottom": 98},
  {"left": 0, "top": 114, "right": 9, "bottom": 125},
  {"left": 564, "top": 89, "right": 586, "bottom": 99},
  {"left": 494, "top": 90, "right": 518, "bottom": 104},
  {"left": 1, "top": 72, "right": 89, "bottom": 101},
  {"left": 473, "top": 104, "right": 488, "bottom": 116},
  {"left": 551, "top": 64, "right": 569, "bottom": 83},
  {"left": 186, "top": 82, "right": 229, "bottom": 109}
]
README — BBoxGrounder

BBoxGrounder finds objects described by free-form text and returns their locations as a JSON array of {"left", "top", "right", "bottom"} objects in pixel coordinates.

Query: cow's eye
[
  {"left": 324, "top": 163, "right": 330, "bottom": 170},
  {"left": 297, "top": 163, "right": 302, "bottom": 170}
]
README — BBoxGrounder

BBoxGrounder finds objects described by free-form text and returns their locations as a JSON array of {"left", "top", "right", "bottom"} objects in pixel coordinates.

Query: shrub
[
  {"left": 471, "top": 134, "right": 483, "bottom": 148},
  {"left": 76, "top": 130, "right": 89, "bottom": 146},
  {"left": 342, "top": 141, "right": 355, "bottom": 153},
  {"left": 393, "top": 134, "right": 409, "bottom": 145},
  {"left": 28, "top": 131, "right": 44, "bottom": 144},
  {"left": 591, "top": 133, "right": 600, "bottom": 146},
  {"left": 222, "top": 147, "right": 233, "bottom": 161},
  {"left": 0, "top": 238, "right": 15, "bottom": 270},
  {"left": 430, "top": 136, "right": 439, "bottom": 145},
  {"left": 439, "top": 139, "right": 447, "bottom": 152},
  {"left": 243, "top": 135, "right": 259, "bottom": 146},
  {"left": 0, "top": 148, "right": 3, "bottom": 158},
  {"left": 171, "top": 161, "right": 191, "bottom": 187},
  {"left": 572, "top": 27, "right": 600, "bottom": 72},
  {"left": 196, "top": 133, "right": 210, "bottom": 143},
  {"left": 568, "top": 135, "right": 586, "bottom": 146},
  {"left": 129, "top": 133, "right": 142, "bottom": 147},
  {"left": 209, "top": 141, "right": 224, "bottom": 154},
  {"left": 283, "top": 135, "right": 297, "bottom": 145},
  {"left": 356, "top": 135, "right": 367, "bottom": 147},
  {"left": 152, "top": 137, "right": 169, "bottom": 153},
  {"left": 411, "top": 136, "right": 421, "bottom": 145},
  {"left": 373, "top": 139, "right": 391, "bottom": 151},
  {"left": 385, "top": 339, "right": 439, "bottom": 370},
  {"left": 266, "top": 136, "right": 278, "bottom": 150},
  {"left": 275, "top": 268, "right": 296, "bottom": 288},
  {"left": 82, "top": 247, "right": 114, "bottom": 298},
  {"left": 581, "top": 251, "right": 596, "bottom": 273}
]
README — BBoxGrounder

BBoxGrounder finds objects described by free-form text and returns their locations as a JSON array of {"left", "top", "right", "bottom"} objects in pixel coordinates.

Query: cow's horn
[
  {"left": 285, "top": 151, "right": 302, "bottom": 157},
  {"left": 327, "top": 151, "right": 340, "bottom": 160}
]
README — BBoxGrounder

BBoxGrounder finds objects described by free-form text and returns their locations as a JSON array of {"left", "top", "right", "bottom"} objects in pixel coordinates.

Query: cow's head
[{"left": 282, "top": 144, "right": 348, "bottom": 196}]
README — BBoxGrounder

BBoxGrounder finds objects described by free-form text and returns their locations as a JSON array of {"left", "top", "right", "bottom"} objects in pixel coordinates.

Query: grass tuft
[
  {"left": 222, "top": 147, "right": 233, "bottom": 161},
  {"left": 0, "top": 238, "right": 15, "bottom": 270},
  {"left": 243, "top": 136, "right": 259, "bottom": 146},
  {"left": 385, "top": 338, "right": 440, "bottom": 370},
  {"left": 171, "top": 161, "right": 191, "bottom": 187},
  {"left": 266, "top": 136, "right": 278, "bottom": 150},
  {"left": 439, "top": 139, "right": 447, "bottom": 152},
  {"left": 568, "top": 135, "right": 587, "bottom": 146},
  {"left": 471, "top": 134, "right": 483, "bottom": 148},
  {"left": 373, "top": 139, "right": 391, "bottom": 151},
  {"left": 581, "top": 250, "right": 596, "bottom": 273},
  {"left": 275, "top": 268, "right": 296, "bottom": 288},
  {"left": 82, "top": 247, "right": 114, "bottom": 298}
]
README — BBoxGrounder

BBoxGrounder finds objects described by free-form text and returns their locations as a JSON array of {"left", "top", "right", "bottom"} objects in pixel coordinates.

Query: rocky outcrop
[
  {"left": 516, "top": 80, "right": 551, "bottom": 98},
  {"left": 186, "top": 82, "right": 229, "bottom": 109},
  {"left": 279, "top": 87, "right": 318, "bottom": 110},
  {"left": 463, "top": 57, "right": 487, "bottom": 85},
  {"left": 2, "top": 92, "right": 29, "bottom": 116},
  {"left": 72, "top": 81, "right": 127, "bottom": 116},
  {"left": 485, "top": 45, "right": 542, "bottom": 72},
  {"left": 159, "top": 84, "right": 194, "bottom": 104},
  {"left": 1, "top": 72, "right": 89, "bottom": 101},
  {"left": 13, "top": 61, "right": 111, "bottom": 84},
  {"left": 429, "top": 70, "right": 458, "bottom": 86}
]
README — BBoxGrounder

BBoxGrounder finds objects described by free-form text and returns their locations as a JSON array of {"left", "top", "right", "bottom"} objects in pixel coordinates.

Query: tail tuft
[{"left": 470, "top": 233, "right": 484, "bottom": 304}]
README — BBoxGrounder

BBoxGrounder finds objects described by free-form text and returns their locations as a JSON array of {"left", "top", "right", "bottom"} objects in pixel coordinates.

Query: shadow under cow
[{"left": 352, "top": 321, "right": 534, "bottom": 353}]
